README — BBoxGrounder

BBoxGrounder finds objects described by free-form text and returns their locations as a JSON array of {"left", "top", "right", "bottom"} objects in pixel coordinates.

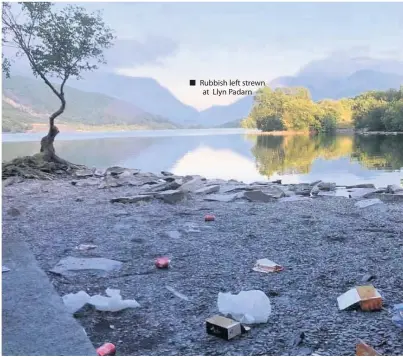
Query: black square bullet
[{"left": 189, "top": 79, "right": 196, "bottom": 86}]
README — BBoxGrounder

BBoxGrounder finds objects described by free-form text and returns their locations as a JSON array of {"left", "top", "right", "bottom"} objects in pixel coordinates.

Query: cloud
[{"left": 105, "top": 36, "right": 180, "bottom": 69}]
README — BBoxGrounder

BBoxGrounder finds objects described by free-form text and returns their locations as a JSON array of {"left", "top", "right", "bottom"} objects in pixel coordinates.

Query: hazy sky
[{"left": 70, "top": 3, "right": 403, "bottom": 109}]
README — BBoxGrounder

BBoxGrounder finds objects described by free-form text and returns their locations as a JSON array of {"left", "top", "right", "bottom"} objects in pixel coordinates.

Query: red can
[
  {"left": 205, "top": 214, "right": 215, "bottom": 222},
  {"left": 96, "top": 343, "right": 116, "bottom": 356},
  {"left": 155, "top": 257, "right": 170, "bottom": 269}
]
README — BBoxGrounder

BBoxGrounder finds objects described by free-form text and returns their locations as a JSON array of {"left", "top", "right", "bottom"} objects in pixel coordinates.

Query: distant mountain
[
  {"left": 2, "top": 75, "right": 180, "bottom": 132},
  {"left": 69, "top": 72, "right": 200, "bottom": 126},
  {"left": 198, "top": 96, "right": 254, "bottom": 127}
]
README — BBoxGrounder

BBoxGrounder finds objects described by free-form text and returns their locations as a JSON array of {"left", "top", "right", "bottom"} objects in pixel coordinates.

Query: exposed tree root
[{"left": 2, "top": 153, "right": 86, "bottom": 180}]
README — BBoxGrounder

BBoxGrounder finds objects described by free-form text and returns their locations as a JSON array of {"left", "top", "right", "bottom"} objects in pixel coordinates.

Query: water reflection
[{"left": 2, "top": 130, "right": 402, "bottom": 186}]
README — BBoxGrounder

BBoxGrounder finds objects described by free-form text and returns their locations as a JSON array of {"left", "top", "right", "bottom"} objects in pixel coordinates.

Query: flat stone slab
[
  {"left": 110, "top": 195, "right": 154, "bottom": 204},
  {"left": 2, "top": 236, "right": 96, "bottom": 355},
  {"left": 156, "top": 189, "right": 186, "bottom": 204},
  {"left": 243, "top": 190, "right": 277, "bottom": 202},
  {"left": 50, "top": 257, "right": 123, "bottom": 276},
  {"left": 195, "top": 185, "right": 220, "bottom": 194},
  {"left": 204, "top": 193, "right": 241, "bottom": 202}
]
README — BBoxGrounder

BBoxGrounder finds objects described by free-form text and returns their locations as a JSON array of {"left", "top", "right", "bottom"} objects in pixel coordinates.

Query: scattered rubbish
[
  {"left": 2, "top": 266, "right": 11, "bottom": 273},
  {"left": 110, "top": 325, "right": 115, "bottom": 329},
  {"left": 206, "top": 315, "right": 250, "bottom": 340},
  {"left": 217, "top": 290, "right": 272, "bottom": 324},
  {"left": 355, "top": 199, "right": 383, "bottom": 208},
  {"left": 76, "top": 244, "right": 97, "bottom": 251},
  {"left": 391, "top": 303, "right": 403, "bottom": 329},
  {"left": 166, "top": 285, "right": 189, "bottom": 301},
  {"left": 205, "top": 214, "right": 215, "bottom": 222},
  {"left": 356, "top": 340, "right": 380, "bottom": 356},
  {"left": 50, "top": 257, "right": 122, "bottom": 276},
  {"left": 155, "top": 257, "right": 170, "bottom": 269},
  {"left": 63, "top": 290, "right": 91, "bottom": 314},
  {"left": 253, "top": 258, "right": 283, "bottom": 273},
  {"left": 96, "top": 343, "right": 116, "bottom": 356},
  {"left": 337, "top": 285, "right": 382, "bottom": 311},
  {"left": 63, "top": 289, "right": 140, "bottom": 313}
]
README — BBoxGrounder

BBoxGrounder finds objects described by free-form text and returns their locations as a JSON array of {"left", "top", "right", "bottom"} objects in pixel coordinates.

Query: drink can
[
  {"left": 205, "top": 214, "right": 215, "bottom": 221},
  {"left": 96, "top": 343, "right": 116, "bottom": 356},
  {"left": 155, "top": 257, "right": 170, "bottom": 269}
]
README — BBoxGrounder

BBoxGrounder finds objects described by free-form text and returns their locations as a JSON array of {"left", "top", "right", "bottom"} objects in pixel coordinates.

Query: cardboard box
[
  {"left": 337, "top": 285, "right": 382, "bottom": 311},
  {"left": 206, "top": 315, "right": 249, "bottom": 340}
]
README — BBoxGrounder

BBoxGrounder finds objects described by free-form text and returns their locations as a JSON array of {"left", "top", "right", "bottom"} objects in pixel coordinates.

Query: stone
[
  {"left": 346, "top": 184, "right": 376, "bottom": 189},
  {"left": 98, "top": 178, "right": 123, "bottom": 189},
  {"left": 361, "top": 273, "right": 375, "bottom": 283},
  {"left": 195, "top": 185, "right": 220, "bottom": 195},
  {"left": 94, "top": 168, "right": 107, "bottom": 177},
  {"left": 50, "top": 257, "right": 122, "bottom": 276},
  {"left": 346, "top": 188, "right": 378, "bottom": 198},
  {"left": 74, "top": 169, "right": 94, "bottom": 178},
  {"left": 292, "top": 184, "right": 312, "bottom": 196},
  {"left": 145, "top": 180, "right": 181, "bottom": 192},
  {"left": 156, "top": 190, "right": 186, "bottom": 204},
  {"left": 363, "top": 192, "right": 403, "bottom": 202},
  {"left": 71, "top": 178, "right": 100, "bottom": 187},
  {"left": 355, "top": 198, "right": 384, "bottom": 208},
  {"left": 264, "top": 186, "right": 287, "bottom": 198},
  {"left": 317, "top": 182, "right": 336, "bottom": 191},
  {"left": 179, "top": 177, "right": 204, "bottom": 192},
  {"left": 161, "top": 171, "right": 174, "bottom": 176},
  {"left": 386, "top": 184, "right": 403, "bottom": 194},
  {"left": 243, "top": 190, "right": 277, "bottom": 202},
  {"left": 221, "top": 185, "right": 255, "bottom": 193},
  {"left": 204, "top": 193, "right": 241, "bottom": 202},
  {"left": 106, "top": 166, "right": 126, "bottom": 176},
  {"left": 110, "top": 195, "right": 154, "bottom": 204}
]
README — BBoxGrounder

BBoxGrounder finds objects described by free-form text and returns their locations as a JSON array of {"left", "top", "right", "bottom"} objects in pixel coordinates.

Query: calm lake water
[{"left": 2, "top": 129, "right": 403, "bottom": 187}]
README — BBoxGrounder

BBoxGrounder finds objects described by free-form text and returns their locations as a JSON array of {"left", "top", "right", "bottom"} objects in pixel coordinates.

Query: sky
[{"left": 34, "top": 3, "right": 403, "bottom": 109}]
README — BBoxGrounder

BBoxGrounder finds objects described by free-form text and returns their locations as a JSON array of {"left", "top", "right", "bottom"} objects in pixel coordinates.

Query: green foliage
[{"left": 246, "top": 84, "right": 403, "bottom": 133}]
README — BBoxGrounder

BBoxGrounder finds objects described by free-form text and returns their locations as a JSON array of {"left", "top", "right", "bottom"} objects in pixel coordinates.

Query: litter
[
  {"left": 205, "top": 214, "right": 215, "bottom": 221},
  {"left": 337, "top": 285, "right": 382, "bottom": 311},
  {"left": 155, "top": 257, "right": 170, "bottom": 269},
  {"left": 165, "top": 285, "right": 189, "bottom": 301},
  {"left": 253, "top": 258, "right": 283, "bottom": 273},
  {"left": 391, "top": 303, "right": 403, "bottom": 329},
  {"left": 356, "top": 340, "right": 380, "bottom": 356},
  {"left": 217, "top": 290, "right": 272, "bottom": 324},
  {"left": 62, "top": 288, "right": 140, "bottom": 313},
  {"left": 2, "top": 266, "right": 11, "bottom": 273},
  {"left": 76, "top": 244, "right": 97, "bottom": 251},
  {"left": 96, "top": 343, "right": 116, "bottom": 356},
  {"left": 205, "top": 315, "right": 250, "bottom": 340}
]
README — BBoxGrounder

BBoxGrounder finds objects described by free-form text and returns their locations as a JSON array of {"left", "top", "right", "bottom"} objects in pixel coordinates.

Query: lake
[{"left": 2, "top": 129, "right": 403, "bottom": 187}]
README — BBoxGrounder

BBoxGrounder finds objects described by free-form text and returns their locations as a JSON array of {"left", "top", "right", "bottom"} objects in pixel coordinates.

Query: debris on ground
[
  {"left": 76, "top": 244, "right": 97, "bottom": 251},
  {"left": 165, "top": 285, "right": 189, "bottom": 301},
  {"left": 253, "top": 258, "right": 284, "bottom": 273},
  {"left": 2, "top": 266, "right": 11, "bottom": 273},
  {"left": 217, "top": 290, "right": 272, "bottom": 324},
  {"left": 337, "top": 285, "right": 382, "bottom": 311},
  {"left": 391, "top": 303, "right": 403, "bottom": 329},
  {"left": 356, "top": 340, "right": 381, "bottom": 356},
  {"left": 63, "top": 288, "right": 140, "bottom": 313},
  {"left": 96, "top": 342, "right": 116, "bottom": 356},
  {"left": 206, "top": 315, "right": 250, "bottom": 340},
  {"left": 204, "top": 214, "right": 215, "bottom": 221},
  {"left": 50, "top": 257, "right": 123, "bottom": 276},
  {"left": 155, "top": 257, "right": 170, "bottom": 269}
]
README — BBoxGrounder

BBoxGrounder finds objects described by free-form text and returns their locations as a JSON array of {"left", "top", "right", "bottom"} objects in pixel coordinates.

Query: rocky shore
[{"left": 2, "top": 167, "right": 403, "bottom": 356}]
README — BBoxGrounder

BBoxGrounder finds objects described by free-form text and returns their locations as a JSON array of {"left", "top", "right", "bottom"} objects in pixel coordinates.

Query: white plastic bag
[
  {"left": 217, "top": 290, "right": 271, "bottom": 324},
  {"left": 62, "top": 291, "right": 91, "bottom": 313},
  {"left": 89, "top": 288, "right": 140, "bottom": 312}
]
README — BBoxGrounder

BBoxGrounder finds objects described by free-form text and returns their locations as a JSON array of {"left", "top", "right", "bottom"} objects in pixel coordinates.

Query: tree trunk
[{"left": 40, "top": 124, "right": 59, "bottom": 161}]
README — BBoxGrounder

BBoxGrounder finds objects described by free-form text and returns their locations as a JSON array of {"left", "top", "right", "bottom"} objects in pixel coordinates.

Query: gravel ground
[{"left": 2, "top": 178, "right": 403, "bottom": 356}]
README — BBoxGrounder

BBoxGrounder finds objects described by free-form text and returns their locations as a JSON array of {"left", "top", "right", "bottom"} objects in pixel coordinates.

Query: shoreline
[{"left": 3, "top": 168, "right": 403, "bottom": 356}]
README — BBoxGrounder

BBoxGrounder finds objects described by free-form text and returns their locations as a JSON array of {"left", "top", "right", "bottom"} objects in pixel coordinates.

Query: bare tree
[{"left": 2, "top": 2, "right": 114, "bottom": 164}]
